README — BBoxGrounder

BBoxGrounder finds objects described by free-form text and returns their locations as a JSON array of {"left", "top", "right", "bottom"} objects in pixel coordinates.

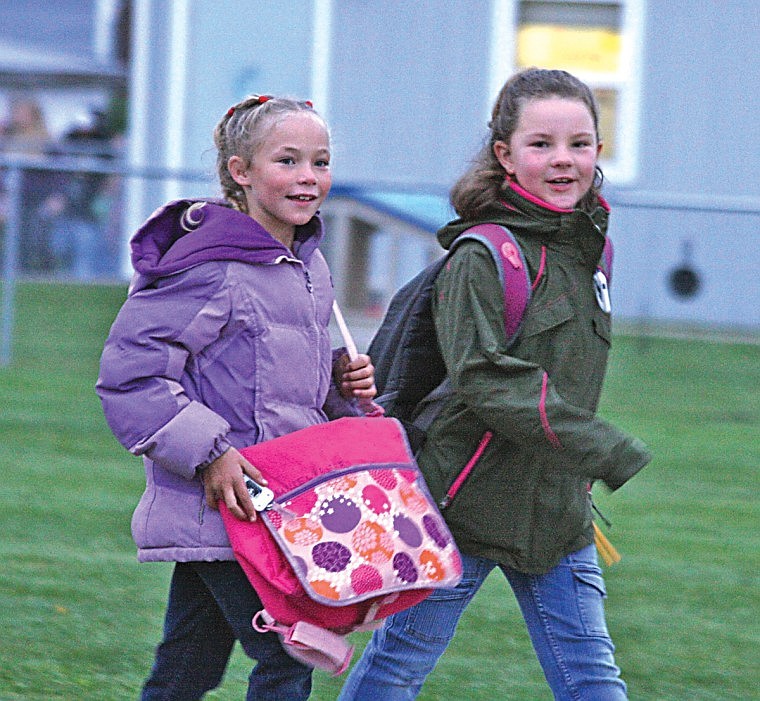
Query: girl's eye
[
  {"left": 530, "top": 140, "right": 549, "bottom": 148},
  {"left": 315, "top": 159, "right": 330, "bottom": 168},
  {"left": 279, "top": 157, "right": 296, "bottom": 165},
  {"left": 573, "top": 141, "right": 593, "bottom": 148}
]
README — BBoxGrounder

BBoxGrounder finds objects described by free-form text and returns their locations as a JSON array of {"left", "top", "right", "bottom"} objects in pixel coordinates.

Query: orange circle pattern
[
  {"left": 283, "top": 517, "right": 323, "bottom": 547},
  {"left": 351, "top": 521, "right": 394, "bottom": 564}
]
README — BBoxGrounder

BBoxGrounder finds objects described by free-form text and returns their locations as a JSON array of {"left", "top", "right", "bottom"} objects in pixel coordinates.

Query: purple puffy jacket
[{"left": 96, "top": 199, "right": 355, "bottom": 562}]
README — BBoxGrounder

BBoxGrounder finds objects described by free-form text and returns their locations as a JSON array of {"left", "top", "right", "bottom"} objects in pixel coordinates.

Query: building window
[{"left": 492, "top": 0, "right": 644, "bottom": 183}]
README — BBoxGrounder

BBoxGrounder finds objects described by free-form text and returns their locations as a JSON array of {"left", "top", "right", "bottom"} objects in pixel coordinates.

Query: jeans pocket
[
  {"left": 401, "top": 573, "right": 481, "bottom": 644},
  {"left": 571, "top": 565, "right": 610, "bottom": 638}
]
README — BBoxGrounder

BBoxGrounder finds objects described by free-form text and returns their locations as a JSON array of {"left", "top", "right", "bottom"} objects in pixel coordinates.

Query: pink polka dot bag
[{"left": 220, "top": 416, "right": 462, "bottom": 674}]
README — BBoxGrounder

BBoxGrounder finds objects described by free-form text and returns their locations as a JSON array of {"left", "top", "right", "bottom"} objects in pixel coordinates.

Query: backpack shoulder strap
[
  {"left": 448, "top": 223, "right": 532, "bottom": 347},
  {"left": 598, "top": 236, "right": 614, "bottom": 284},
  {"left": 367, "top": 224, "right": 531, "bottom": 442}
]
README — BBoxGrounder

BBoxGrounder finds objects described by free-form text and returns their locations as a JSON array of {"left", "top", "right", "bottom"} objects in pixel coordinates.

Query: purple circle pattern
[
  {"left": 393, "top": 552, "right": 419, "bottom": 583},
  {"left": 320, "top": 496, "right": 361, "bottom": 533},
  {"left": 422, "top": 514, "right": 450, "bottom": 549},
  {"left": 312, "top": 541, "right": 351, "bottom": 572},
  {"left": 393, "top": 514, "right": 422, "bottom": 548}
]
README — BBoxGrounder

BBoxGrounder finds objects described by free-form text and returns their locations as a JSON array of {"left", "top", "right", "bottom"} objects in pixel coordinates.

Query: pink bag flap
[
  {"left": 222, "top": 417, "right": 462, "bottom": 628},
  {"left": 262, "top": 462, "right": 462, "bottom": 606}
]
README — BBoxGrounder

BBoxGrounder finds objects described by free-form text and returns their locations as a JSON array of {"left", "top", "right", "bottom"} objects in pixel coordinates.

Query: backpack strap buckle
[{"left": 252, "top": 610, "right": 355, "bottom": 676}]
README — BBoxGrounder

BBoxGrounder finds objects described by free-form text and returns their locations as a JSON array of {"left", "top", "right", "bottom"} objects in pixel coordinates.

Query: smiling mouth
[
  {"left": 548, "top": 178, "right": 574, "bottom": 185},
  {"left": 288, "top": 194, "right": 317, "bottom": 201}
]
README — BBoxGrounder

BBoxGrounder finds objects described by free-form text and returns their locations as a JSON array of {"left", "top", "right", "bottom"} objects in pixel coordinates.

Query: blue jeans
[
  {"left": 339, "top": 544, "right": 626, "bottom": 700},
  {"left": 141, "top": 561, "right": 312, "bottom": 701}
]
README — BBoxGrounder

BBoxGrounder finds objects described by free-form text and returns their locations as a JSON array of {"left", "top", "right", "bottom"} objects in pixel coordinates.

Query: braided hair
[{"left": 213, "top": 95, "right": 327, "bottom": 214}]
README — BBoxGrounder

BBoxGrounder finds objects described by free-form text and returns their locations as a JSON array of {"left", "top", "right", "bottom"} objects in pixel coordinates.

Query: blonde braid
[{"left": 213, "top": 95, "right": 326, "bottom": 215}]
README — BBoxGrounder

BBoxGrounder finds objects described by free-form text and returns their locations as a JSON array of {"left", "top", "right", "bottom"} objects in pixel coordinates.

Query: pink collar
[
  {"left": 507, "top": 180, "right": 574, "bottom": 213},
  {"left": 507, "top": 180, "right": 610, "bottom": 214}
]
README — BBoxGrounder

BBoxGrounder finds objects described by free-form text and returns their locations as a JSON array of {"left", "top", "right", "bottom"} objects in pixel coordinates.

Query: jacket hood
[
  {"left": 438, "top": 181, "right": 609, "bottom": 252},
  {"left": 129, "top": 198, "right": 324, "bottom": 290}
]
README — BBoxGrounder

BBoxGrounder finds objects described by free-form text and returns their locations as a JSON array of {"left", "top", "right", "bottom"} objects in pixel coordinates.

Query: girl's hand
[
  {"left": 202, "top": 447, "right": 268, "bottom": 522},
  {"left": 335, "top": 352, "right": 377, "bottom": 400}
]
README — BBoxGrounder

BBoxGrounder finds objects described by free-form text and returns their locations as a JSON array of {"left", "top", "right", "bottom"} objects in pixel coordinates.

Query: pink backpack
[{"left": 220, "top": 416, "right": 462, "bottom": 674}]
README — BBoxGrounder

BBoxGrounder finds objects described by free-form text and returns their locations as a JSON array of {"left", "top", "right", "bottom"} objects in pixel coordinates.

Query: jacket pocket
[
  {"left": 439, "top": 431, "right": 493, "bottom": 509},
  {"left": 518, "top": 295, "right": 574, "bottom": 339},
  {"left": 592, "top": 313, "right": 612, "bottom": 345}
]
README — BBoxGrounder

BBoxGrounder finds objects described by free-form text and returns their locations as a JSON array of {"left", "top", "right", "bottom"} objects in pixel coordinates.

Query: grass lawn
[{"left": 0, "top": 282, "right": 757, "bottom": 700}]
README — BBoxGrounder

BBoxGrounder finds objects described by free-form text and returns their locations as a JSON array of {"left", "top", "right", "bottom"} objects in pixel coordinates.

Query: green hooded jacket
[{"left": 418, "top": 182, "right": 651, "bottom": 574}]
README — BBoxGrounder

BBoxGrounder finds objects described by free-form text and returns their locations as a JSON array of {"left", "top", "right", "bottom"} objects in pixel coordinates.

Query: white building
[{"left": 2, "top": 1, "right": 758, "bottom": 333}]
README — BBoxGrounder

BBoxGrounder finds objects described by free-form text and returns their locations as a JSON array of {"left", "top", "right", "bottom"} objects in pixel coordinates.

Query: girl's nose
[
  {"left": 298, "top": 165, "right": 317, "bottom": 183},
  {"left": 551, "top": 146, "right": 573, "bottom": 166}
]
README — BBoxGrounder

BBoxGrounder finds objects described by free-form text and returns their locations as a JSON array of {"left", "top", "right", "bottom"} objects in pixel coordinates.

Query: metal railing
[
  {"left": 0, "top": 152, "right": 211, "bottom": 365},
  {"left": 3, "top": 154, "right": 759, "bottom": 366}
]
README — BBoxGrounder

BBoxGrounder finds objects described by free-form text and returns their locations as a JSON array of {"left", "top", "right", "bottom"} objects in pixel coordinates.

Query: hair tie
[
  {"left": 226, "top": 94, "right": 271, "bottom": 119},
  {"left": 304, "top": 100, "right": 313, "bottom": 108}
]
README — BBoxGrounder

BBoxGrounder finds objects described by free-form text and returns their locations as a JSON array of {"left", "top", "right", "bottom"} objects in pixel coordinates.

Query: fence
[
  {"left": 3, "top": 154, "right": 759, "bottom": 366},
  {"left": 0, "top": 152, "right": 211, "bottom": 365}
]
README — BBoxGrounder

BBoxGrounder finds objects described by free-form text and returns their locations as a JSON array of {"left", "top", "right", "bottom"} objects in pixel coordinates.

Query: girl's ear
[
  {"left": 228, "top": 155, "right": 252, "bottom": 186},
  {"left": 493, "top": 140, "right": 514, "bottom": 176},
  {"left": 597, "top": 141, "right": 603, "bottom": 158}
]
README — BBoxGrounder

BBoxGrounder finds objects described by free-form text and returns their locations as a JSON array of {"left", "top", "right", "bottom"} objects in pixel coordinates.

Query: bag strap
[
  {"left": 253, "top": 609, "right": 355, "bottom": 676},
  {"left": 448, "top": 223, "right": 532, "bottom": 347},
  {"left": 332, "top": 300, "right": 385, "bottom": 417},
  {"left": 332, "top": 300, "right": 358, "bottom": 360}
]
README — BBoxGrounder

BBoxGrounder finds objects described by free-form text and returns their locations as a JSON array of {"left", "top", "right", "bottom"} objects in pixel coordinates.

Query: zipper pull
[
  {"left": 588, "top": 490, "right": 620, "bottom": 565},
  {"left": 590, "top": 495, "right": 613, "bottom": 528}
]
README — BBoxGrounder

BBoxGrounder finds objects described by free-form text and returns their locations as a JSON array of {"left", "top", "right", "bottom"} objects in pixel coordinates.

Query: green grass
[{"left": 0, "top": 282, "right": 757, "bottom": 700}]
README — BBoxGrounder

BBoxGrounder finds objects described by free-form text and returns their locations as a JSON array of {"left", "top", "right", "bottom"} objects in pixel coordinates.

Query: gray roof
[{"left": 0, "top": 39, "right": 125, "bottom": 88}]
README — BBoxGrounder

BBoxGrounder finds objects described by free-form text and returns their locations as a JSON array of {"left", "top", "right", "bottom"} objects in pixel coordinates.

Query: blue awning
[{"left": 331, "top": 185, "right": 456, "bottom": 233}]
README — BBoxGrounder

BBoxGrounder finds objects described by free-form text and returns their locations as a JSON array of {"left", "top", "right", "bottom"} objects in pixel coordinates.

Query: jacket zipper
[
  {"left": 198, "top": 497, "right": 206, "bottom": 524},
  {"left": 439, "top": 430, "right": 493, "bottom": 510},
  {"left": 271, "top": 255, "right": 321, "bottom": 411},
  {"left": 300, "top": 265, "right": 323, "bottom": 399},
  {"left": 198, "top": 472, "right": 207, "bottom": 524}
]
